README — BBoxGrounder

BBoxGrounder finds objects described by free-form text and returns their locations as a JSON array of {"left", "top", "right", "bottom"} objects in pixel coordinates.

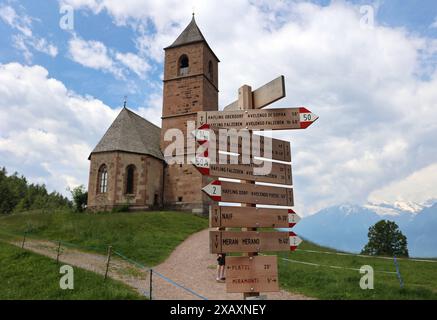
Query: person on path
[{"left": 216, "top": 253, "right": 226, "bottom": 282}]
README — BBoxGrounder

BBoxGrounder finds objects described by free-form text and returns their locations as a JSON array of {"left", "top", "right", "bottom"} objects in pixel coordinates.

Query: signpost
[
  {"left": 225, "top": 256, "right": 279, "bottom": 293},
  {"left": 210, "top": 230, "right": 302, "bottom": 253},
  {"left": 193, "top": 157, "right": 292, "bottom": 185},
  {"left": 202, "top": 180, "right": 294, "bottom": 206},
  {"left": 223, "top": 75, "right": 286, "bottom": 111},
  {"left": 193, "top": 76, "right": 315, "bottom": 299},
  {"left": 193, "top": 124, "right": 292, "bottom": 162},
  {"left": 209, "top": 205, "right": 300, "bottom": 228},
  {"left": 197, "top": 107, "right": 319, "bottom": 131}
]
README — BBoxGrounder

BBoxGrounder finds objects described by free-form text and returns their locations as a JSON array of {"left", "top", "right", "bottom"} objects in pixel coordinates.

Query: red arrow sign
[
  {"left": 289, "top": 231, "right": 302, "bottom": 251},
  {"left": 197, "top": 107, "right": 318, "bottom": 131}
]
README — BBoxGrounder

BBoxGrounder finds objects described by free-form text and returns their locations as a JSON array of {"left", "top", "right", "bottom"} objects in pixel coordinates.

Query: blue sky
[{"left": 1, "top": 0, "right": 437, "bottom": 215}]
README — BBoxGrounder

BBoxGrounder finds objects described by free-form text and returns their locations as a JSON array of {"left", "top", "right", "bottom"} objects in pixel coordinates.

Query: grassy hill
[
  {"left": 0, "top": 241, "right": 142, "bottom": 300},
  {"left": 0, "top": 209, "right": 208, "bottom": 266},
  {"left": 1, "top": 210, "right": 436, "bottom": 300},
  {"left": 278, "top": 239, "right": 437, "bottom": 299}
]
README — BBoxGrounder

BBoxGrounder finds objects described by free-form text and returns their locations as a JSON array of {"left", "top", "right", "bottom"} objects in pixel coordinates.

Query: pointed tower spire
[{"left": 165, "top": 14, "right": 207, "bottom": 49}]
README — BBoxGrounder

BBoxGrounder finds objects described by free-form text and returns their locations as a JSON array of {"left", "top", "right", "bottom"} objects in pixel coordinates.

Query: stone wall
[{"left": 87, "top": 152, "right": 164, "bottom": 211}]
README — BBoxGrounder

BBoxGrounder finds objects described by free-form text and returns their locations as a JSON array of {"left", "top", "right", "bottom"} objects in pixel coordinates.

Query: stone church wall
[{"left": 87, "top": 152, "right": 164, "bottom": 212}]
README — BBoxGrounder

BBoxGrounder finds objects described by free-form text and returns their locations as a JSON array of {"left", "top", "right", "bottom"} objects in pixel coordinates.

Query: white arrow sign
[
  {"left": 288, "top": 209, "right": 301, "bottom": 228},
  {"left": 289, "top": 231, "right": 302, "bottom": 251}
]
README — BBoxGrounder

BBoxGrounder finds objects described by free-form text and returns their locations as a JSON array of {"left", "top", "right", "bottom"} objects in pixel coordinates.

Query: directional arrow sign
[
  {"left": 192, "top": 124, "right": 291, "bottom": 162},
  {"left": 197, "top": 107, "right": 318, "bottom": 131},
  {"left": 210, "top": 231, "right": 302, "bottom": 253},
  {"left": 193, "top": 157, "right": 292, "bottom": 185},
  {"left": 226, "top": 256, "right": 279, "bottom": 293},
  {"left": 223, "top": 75, "right": 286, "bottom": 111},
  {"left": 202, "top": 180, "right": 294, "bottom": 206},
  {"left": 209, "top": 205, "right": 300, "bottom": 228}
]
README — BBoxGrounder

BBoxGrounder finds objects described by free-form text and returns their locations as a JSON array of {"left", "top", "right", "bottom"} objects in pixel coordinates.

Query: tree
[
  {"left": 361, "top": 220, "right": 409, "bottom": 257},
  {"left": 69, "top": 185, "right": 88, "bottom": 212},
  {"left": 0, "top": 167, "right": 71, "bottom": 214}
]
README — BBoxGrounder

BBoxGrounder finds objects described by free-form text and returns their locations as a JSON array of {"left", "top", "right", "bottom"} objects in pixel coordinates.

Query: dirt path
[{"left": 8, "top": 229, "right": 312, "bottom": 300}]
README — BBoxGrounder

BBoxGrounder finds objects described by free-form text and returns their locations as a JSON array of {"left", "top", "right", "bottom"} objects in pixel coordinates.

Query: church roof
[
  {"left": 89, "top": 107, "right": 163, "bottom": 160},
  {"left": 166, "top": 16, "right": 206, "bottom": 49},
  {"left": 165, "top": 16, "right": 220, "bottom": 61}
]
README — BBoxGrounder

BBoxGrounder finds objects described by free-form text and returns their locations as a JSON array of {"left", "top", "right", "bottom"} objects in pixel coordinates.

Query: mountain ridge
[{"left": 294, "top": 201, "right": 437, "bottom": 258}]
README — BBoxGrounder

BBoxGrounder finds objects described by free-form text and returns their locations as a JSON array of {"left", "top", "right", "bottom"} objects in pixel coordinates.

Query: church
[{"left": 87, "top": 16, "right": 218, "bottom": 214}]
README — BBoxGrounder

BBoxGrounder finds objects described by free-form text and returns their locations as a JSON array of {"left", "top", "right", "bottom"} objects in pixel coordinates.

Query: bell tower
[{"left": 160, "top": 16, "right": 219, "bottom": 213}]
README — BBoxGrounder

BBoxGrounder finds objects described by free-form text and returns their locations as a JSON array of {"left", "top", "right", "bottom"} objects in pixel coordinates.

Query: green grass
[
  {"left": 2, "top": 210, "right": 436, "bottom": 299},
  {"left": 0, "top": 241, "right": 142, "bottom": 300},
  {"left": 0, "top": 209, "right": 208, "bottom": 266},
  {"left": 276, "top": 239, "right": 437, "bottom": 300}
]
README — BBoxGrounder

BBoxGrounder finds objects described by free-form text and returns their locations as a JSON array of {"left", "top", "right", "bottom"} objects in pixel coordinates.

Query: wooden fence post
[
  {"left": 149, "top": 269, "right": 153, "bottom": 300},
  {"left": 21, "top": 232, "right": 27, "bottom": 249},
  {"left": 238, "top": 85, "right": 260, "bottom": 300},
  {"left": 56, "top": 241, "right": 62, "bottom": 264},
  {"left": 104, "top": 246, "right": 113, "bottom": 280}
]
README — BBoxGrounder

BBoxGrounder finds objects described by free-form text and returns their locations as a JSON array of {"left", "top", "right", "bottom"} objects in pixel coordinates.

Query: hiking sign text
[
  {"left": 209, "top": 205, "right": 300, "bottom": 228},
  {"left": 202, "top": 180, "right": 294, "bottom": 206},
  {"left": 210, "top": 231, "right": 302, "bottom": 253},
  {"left": 197, "top": 107, "right": 318, "bottom": 131},
  {"left": 193, "top": 157, "right": 292, "bottom": 185},
  {"left": 193, "top": 124, "right": 291, "bottom": 162},
  {"left": 226, "top": 256, "right": 279, "bottom": 293}
]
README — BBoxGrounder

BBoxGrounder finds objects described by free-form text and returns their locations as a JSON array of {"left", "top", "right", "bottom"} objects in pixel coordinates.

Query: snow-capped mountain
[
  {"left": 364, "top": 201, "right": 426, "bottom": 216},
  {"left": 293, "top": 201, "right": 437, "bottom": 258}
]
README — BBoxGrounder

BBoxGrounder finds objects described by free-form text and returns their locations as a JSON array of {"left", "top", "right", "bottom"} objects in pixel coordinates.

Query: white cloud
[
  {"left": 0, "top": 4, "right": 58, "bottom": 61},
  {"left": 0, "top": 62, "right": 119, "bottom": 193},
  {"left": 68, "top": 36, "right": 122, "bottom": 77},
  {"left": 68, "top": 36, "right": 151, "bottom": 80},
  {"left": 368, "top": 163, "right": 437, "bottom": 205},
  {"left": 0, "top": 4, "right": 32, "bottom": 37},
  {"left": 31, "top": 38, "right": 59, "bottom": 57},
  {"left": 115, "top": 52, "right": 150, "bottom": 79}
]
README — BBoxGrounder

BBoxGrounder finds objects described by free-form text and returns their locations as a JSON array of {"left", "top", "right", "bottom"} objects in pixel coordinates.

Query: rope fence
[
  {"left": 277, "top": 256, "right": 398, "bottom": 275},
  {"left": 295, "top": 248, "right": 437, "bottom": 263}
]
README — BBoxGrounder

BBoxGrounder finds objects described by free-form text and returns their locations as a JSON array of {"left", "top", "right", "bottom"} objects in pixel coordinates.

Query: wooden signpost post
[
  {"left": 193, "top": 75, "right": 317, "bottom": 299},
  {"left": 223, "top": 75, "right": 286, "bottom": 111}
]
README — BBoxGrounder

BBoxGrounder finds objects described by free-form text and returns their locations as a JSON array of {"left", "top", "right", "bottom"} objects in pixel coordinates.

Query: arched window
[
  {"left": 179, "top": 54, "right": 189, "bottom": 76},
  {"left": 208, "top": 60, "right": 213, "bottom": 80},
  {"left": 98, "top": 165, "right": 108, "bottom": 194},
  {"left": 125, "top": 165, "right": 136, "bottom": 194}
]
